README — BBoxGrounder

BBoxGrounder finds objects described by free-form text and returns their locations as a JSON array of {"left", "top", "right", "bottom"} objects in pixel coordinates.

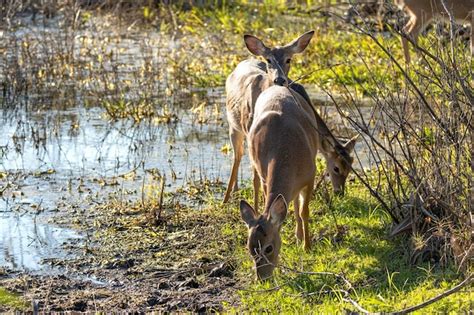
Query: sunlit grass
[
  {"left": 0, "top": 288, "right": 26, "bottom": 311},
  {"left": 220, "top": 177, "right": 471, "bottom": 313},
  {"left": 172, "top": 3, "right": 405, "bottom": 92},
  {"left": 3, "top": 1, "right": 470, "bottom": 118}
]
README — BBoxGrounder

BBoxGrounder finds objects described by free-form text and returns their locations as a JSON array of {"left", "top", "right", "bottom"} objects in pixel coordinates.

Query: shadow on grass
[{"left": 240, "top": 190, "right": 467, "bottom": 312}]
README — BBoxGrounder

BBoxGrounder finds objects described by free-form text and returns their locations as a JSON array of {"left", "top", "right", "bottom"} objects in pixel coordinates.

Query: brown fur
[
  {"left": 240, "top": 86, "right": 357, "bottom": 280},
  {"left": 395, "top": 0, "right": 473, "bottom": 63},
  {"left": 223, "top": 31, "right": 315, "bottom": 206},
  {"left": 224, "top": 31, "right": 357, "bottom": 207}
]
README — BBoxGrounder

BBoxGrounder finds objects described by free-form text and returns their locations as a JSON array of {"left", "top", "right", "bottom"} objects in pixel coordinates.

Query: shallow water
[
  {"left": 0, "top": 106, "right": 231, "bottom": 180},
  {"left": 0, "top": 90, "right": 252, "bottom": 272},
  {"left": 0, "top": 212, "right": 81, "bottom": 271},
  {"left": 0, "top": 92, "right": 374, "bottom": 273}
]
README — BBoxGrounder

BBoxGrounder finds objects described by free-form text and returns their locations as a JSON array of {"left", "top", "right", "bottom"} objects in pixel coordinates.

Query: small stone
[
  {"left": 157, "top": 281, "right": 170, "bottom": 290},
  {"left": 147, "top": 296, "right": 160, "bottom": 306},
  {"left": 72, "top": 300, "right": 87, "bottom": 311},
  {"left": 196, "top": 303, "right": 209, "bottom": 314}
]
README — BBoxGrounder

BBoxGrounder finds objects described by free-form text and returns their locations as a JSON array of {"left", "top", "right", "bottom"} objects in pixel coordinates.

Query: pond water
[
  {"left": 0, "top": 89, "right": 251, "bottom": 273},
  {"left": 0, "top": 212, "right": 81, "bottom": 271},
  {"left": 0, "top": 105, "right": 233, "bottom": 185},
  {"left": 0, "top": 92, "right": 374, "bottom": 274}
]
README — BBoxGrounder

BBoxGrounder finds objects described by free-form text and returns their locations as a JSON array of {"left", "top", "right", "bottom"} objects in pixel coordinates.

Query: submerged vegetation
[{"left": 0, "top": 0, "right": 472, "bottom": 312}]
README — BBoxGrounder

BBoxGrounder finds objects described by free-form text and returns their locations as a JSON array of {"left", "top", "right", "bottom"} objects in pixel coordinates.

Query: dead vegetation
[
  {"left": 0, "top": 180, "right": 240, "bottom": 312},
  {"left": 327, "top": 4, "right": 473, "bottom": 273}
]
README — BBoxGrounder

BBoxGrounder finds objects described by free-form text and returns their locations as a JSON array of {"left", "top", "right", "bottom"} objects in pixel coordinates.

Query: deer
[
  {"left": 239, "top": 85, "right": 357, "bottom": 281},
  {"left": 395, "top": 0, "right": 473, "bottom": 63},
  {"left": 223, "top": 31, "right": 315, "bottom": 207},
  {"left": 223, "top": 31, "right": 355, "bottom": 209}
]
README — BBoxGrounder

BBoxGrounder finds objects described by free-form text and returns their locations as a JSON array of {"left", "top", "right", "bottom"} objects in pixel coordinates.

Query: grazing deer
[
  {"left": 395, "top": 0, "right": 473, "bottom": 63},
  {"left": 223, "top": 31, "right": 315, "bottom": 205},
  {"left": 240, "top": 85, "right": 357, "bottom": 280}
]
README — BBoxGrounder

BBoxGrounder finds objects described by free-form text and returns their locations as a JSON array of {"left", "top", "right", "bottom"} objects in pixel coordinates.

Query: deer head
[
  {"left": 243, "top": 31, "right": 314, "bottom": 87},
  {"left": 240, "top": 195, "right": 288, "bottom": 281},
  {"left": 322, "top": 135, "right": 358, "bottom": 195}
]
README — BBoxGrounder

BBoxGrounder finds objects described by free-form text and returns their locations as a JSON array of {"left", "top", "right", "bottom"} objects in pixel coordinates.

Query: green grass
[
  {"left": 6, "top": 1, "right": 470, "bottom": 116},
  {"left": 165, "top": 1, "right": 471, "bottom": 96},
  {"left": 164, "top": 3, "right": 473, "bottom": 124},
  {"left": 220, "top": 177, "right": 472, "bottom": 313},
  {"left": 0, "top": 288, "right": 26, "bottom": 311},
  {"left": 173, "top": 3, "right": 404, "bottom": 92}
]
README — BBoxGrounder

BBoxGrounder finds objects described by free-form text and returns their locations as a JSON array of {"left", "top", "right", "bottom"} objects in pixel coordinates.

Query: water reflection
[
  {"left": 0, "top": 104, "right": 242, "bottom": 184},
  {"left": 0, "top": 96, "right": 251, "bottom": 272},
  {"left": 0, "top": 212, "right": 81, "bottom": 271}
]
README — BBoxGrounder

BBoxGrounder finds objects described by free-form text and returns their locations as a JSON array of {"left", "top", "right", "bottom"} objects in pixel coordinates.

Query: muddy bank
[
  {"left": 0, "top": 174, "right": 241, "bottom": 312},
  {"left": 0, "top": 101, "right": 245, "bottom": 311},
  {"left": 1, "top": 268, "right": 237, "bottom": 312}
]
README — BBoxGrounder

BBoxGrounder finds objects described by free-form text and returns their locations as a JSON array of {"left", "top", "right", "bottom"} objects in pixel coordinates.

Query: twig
[
  {"left": 343, "top": 296, "right": 372, "bottom": 314},
  {"left": 390, "top": 275, "right": 473, "bottom": 315},
  {"left": 156, "top": 175, "right": 166, "bottom": 220},
  {"left": 313, "top": 172, "right": 325, "bottom": 192},
  {"left": 288, "top": 63, "right": 344, "bottom": 86},
  {"left": 279, "top": 264, "right": 353, "bottom": 290},
  {"left": 238, "top": 284, "right": 285, "bottom": 293}
]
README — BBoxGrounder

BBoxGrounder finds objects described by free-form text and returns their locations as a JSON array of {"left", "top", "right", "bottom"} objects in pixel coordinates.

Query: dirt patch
[
  {"left": 0, "top": 269, "right": 237, "bottom": 312},
  {"left": 0, "top": 179, "right": 242, "bottom": 312}
]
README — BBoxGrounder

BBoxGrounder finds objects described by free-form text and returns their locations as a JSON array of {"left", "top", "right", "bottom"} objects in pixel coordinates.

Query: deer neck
[{"left": 262, "top": 160, "right": 293, "bottom": 215}]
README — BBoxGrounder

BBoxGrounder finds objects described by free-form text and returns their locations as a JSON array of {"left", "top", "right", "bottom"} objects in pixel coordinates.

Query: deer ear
[
  {"left": 244, "top": 35, "right": 269, "bottom": 56},
  {"left": 240, "top": 200, "right": 258, "bottom": 227},
  {"left": 321, "top": 138, "right": 335, "bottom": 154},
  {"left": 268, "top": 195, "right": 287, "bottom": 227},
  {"left": 344, "top": 135, "right": 359, "bottom": 152},
  {"left": 287, "top": 30, "right": 314, "bottom": 54}
]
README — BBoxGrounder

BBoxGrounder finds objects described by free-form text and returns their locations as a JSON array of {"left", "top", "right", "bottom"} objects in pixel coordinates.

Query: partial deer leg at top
[{"left": 223, "top": 128, "right": 244, "bottom": 203}]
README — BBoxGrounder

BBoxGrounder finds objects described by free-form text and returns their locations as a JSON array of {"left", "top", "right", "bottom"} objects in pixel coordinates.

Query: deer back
[
  {"left": 225, "top": 59, "right": 271, "bottom": 135},
  {"left": 248, "top": 86, "right": 319, "bottom": 208},
  {"left": 395, "top": 0, "right": 473, "bottom": 21}
]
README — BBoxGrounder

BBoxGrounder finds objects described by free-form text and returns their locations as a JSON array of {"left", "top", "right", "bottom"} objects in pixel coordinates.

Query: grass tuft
[{"left": 0, "top": 287, "right": 26, "bottom": 311}]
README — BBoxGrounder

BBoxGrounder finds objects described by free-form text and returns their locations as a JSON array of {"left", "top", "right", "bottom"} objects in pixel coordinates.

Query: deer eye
[
  {"left": 286, "top": 58, "right": 291, "bottom": 64},
  {"left": 266, "top": 59, "right": 272, "bottom": 64},
  {"left": 264, "top": 245, "right": 273, "bottom": 255},
  {"left": 333, "top": 167, "right": 340, "bottom": 174}
]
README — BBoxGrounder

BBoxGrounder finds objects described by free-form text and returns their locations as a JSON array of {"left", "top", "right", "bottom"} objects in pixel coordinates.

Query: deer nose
[{"left": 273, "top": 77, "right": 286, "bottom": 86}]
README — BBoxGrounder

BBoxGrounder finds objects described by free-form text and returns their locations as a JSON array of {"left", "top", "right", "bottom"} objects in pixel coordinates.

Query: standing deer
[
  {"left": 224, "top": 31, "right": 355, "bottom": 207},
  {"left": 395, "top": 0, "right": 473, "bottom": 63},
  {"left": 223, "top": 31, "right": 315, "bottom": 205},
  {"left": 239, "top": 85, "right": 357, "bottom": 280}
]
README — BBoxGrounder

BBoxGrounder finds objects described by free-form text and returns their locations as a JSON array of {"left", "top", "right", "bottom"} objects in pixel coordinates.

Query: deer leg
[
  {"left": 223, "top": 129, "right": 244, "bottom": 203},
  {"left": 294, "top": 194, "right": 303, "bottom": 242},
  {"left": 401, "top": 15, "right": 417, "bottom": 64},
  {"left": 253, "top": 168, "right": 260, "bottom": 212},
  {"left": 402, "top": 12, "right": 429, "bottom": 64},
  {"left": 300, "top": 184, "right": 314, "bottom": 251},
  {"left": 471, "top": 11, "right": 473, "bottom": 57}
]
